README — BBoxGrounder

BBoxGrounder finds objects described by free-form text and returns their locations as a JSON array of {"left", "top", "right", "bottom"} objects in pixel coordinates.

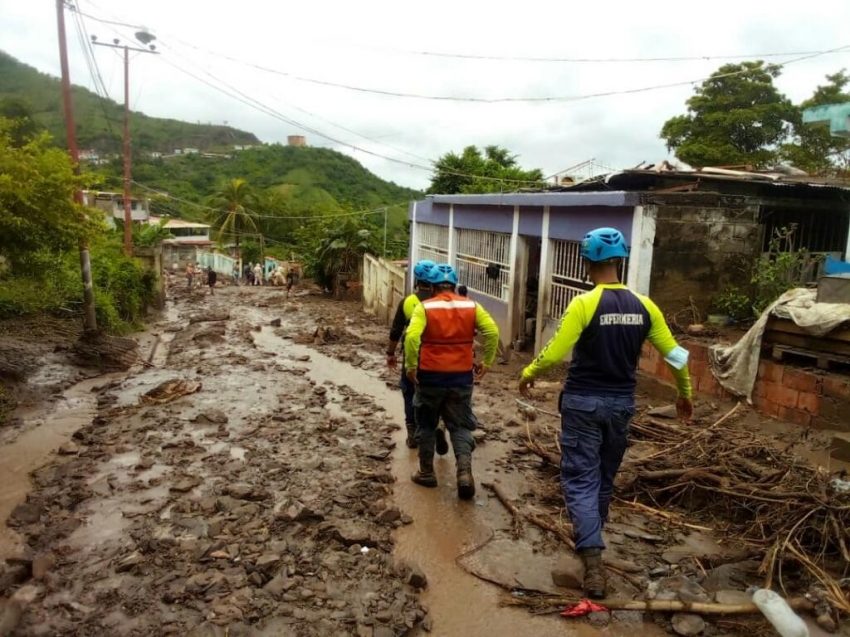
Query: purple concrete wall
[
  {"left": 409, "top": 199, "right": 450, "bottom": 226},
  {"left": 519, "top": 207, "right": 543, "bottom": 236},
  {"left": 549, "top": 206, "right": 635, "bottom": 243},
  {"left": 451, "top": 206, "right": 513, "bottom": 233}
]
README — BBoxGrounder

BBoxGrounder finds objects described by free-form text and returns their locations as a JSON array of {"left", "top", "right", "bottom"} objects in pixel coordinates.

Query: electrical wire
[
  {"left": 72, "top": 7, "right": 845, "bottom": 65},
  {"left": 73, "top": 6, "right": 850, "bottom": 103}
]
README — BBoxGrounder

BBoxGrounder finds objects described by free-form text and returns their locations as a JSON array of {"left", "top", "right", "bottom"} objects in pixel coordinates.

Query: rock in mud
[
  {"left": 0, "top": 598, "right": 24, "bottom": 637},
  {"left": 9, "top": 503, "right": 40, "bottom": 525},
  {"left": 330, "top": 521, "right": 376, "bottom": 547},
  {"left": 115, "top": 551, "right": 145, "bottom": 573},
  {"left": 701, "top": 561, "right": 760, "bottom": 592},
  {"left": 0, "top": 565, "right": 29, "bottom": 594},
  {"left": 612, "top": 610, "right": 644, "bottom": 624},
  {"left": 714, "top": 589, "right": 751, "bottom": 605},
  {"left": 405, "top": 564, "right": 427, "bottom": 590},
  {"left": 194, "top": 409, "right": 229, "bottom": 425},
  {"left": 647, "top": 404, "right": 678, "bottom": 419},
  {"left": 658, "top": 575, "right": 710, "bottom": 603},
  {"left": 225, "top": 484, "right": 270, "bottom": 501},
  {"left": 263, "top": 574, "right": 288, "bottom": 597},
  {"left": 170, "top": 477, "right": 201, "bottom": 493},
  {"left": 587, "top": 610, "right": 611, "bottom": 627},
  {"left": 551, "top": 557, "right": 584, "bottom": 590},
  {"left": 57, "top": 442, "right": 79, "bottom": 455},
  {"left": 255, "top": 553, "right": 281, "bottom": 572},
  {"left": 671, "top": 613, "right": 706, "bottom": 636},
  {"left": 270, "top": 318, "right": 282, "bottom": 327},
  {"left": 375, "top": 507, "right": 401, "bottom": 525},
  {"left": 31, "top": 554, "right": 54, "bottom": 581}
]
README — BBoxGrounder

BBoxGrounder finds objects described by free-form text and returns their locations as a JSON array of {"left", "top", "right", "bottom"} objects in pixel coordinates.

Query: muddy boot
[
  {"left": 456, "top": 454, "right": 475, "bottom": 500},
  {"left": 435, "top": 426, "right": 449, "bottom": 456},
  {"left": 405, "top": 424, "right": 419, "bottom": 449},
  {"left": 411, "top": 441, "right": 437, "bottom": 488},
  {"left": 579, "top": 549, "right": 607, "bottom": 599}
]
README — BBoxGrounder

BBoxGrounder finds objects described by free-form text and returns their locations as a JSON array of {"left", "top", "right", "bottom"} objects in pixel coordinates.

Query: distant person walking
[
  {"left": 253, "top": 262, "right": 263, "bottom": 286},
  {"left": 286, "top": 269, "right": 296, "bottom": 297},
  {"left": 207, "top": 266, "right": 217, "bottom": 295},
  {"left": 186, "top": 262, "right": 195, "bottom": 291},
  {"left": 244, "top": 263, "right": 253, "bottom": 286}
]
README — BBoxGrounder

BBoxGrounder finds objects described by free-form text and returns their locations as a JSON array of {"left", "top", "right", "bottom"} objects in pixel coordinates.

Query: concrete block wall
[
  {"left": 639, "top": 341, "right": 850, "bottom": 431},
  {"left": 647, "top": 204, "right": 762, "bottom": 314}
]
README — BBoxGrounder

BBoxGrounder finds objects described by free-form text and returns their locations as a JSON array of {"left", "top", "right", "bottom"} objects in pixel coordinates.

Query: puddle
[
  {"left": 253, "top": 326, "right": 643, "bottom": 636},
  {"left": 0, "top": 374, "right": 120, "bottom": 560}
]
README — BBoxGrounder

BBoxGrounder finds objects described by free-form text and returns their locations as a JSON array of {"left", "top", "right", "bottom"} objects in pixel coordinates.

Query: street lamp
[{"left": 92, "top": 30, "right": 158, "bottom": 255}]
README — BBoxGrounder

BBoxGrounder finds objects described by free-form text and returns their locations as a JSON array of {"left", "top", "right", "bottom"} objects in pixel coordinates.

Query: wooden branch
[
  {"left": 506, "top": 596, "right": 815, "bottom": 616},
  {"left": 488, "top": 481, "right": 525, "bottom": 539}
]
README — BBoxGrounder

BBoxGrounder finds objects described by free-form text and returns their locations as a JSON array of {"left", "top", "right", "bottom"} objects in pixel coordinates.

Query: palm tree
[
  {"left": 207, "top": 178, "right": 259, "bottom": 257},
  {"left": 315, "top": 220, "right": 376, "bottom": 294}
]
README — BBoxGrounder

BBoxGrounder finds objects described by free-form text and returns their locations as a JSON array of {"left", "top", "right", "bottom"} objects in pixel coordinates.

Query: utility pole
[
  {"left": 56, "top": 0, "right": 97, "bottom": 333},
  {"left": 382, "top": 208, "right": 388, "bottom": 257},
  {"left": 92, "top": 34, "right": 158, "bottom": 255}
]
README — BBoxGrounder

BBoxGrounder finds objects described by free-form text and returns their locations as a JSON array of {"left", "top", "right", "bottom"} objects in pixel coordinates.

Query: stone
[
  {"left": 270, "top": 318, "right": 282, "bottom": 328},
  {"left": 31, "top": 554, "right": 55, "bottom": 581},
  {"left": 603, "top": 558, "right": 642, "bottom": 573},
  {"left": 473, "top": 430, "right": 487, "bottom": 443},
  {"left": 263, "top": 575, "right": 288, "bottom": 597},
  {"left": 671, "top": 613, "right": 706, "bottom": 636},
  {"left": 255, "top": 554, "right": 281, "bottom": 572},
  {"left": 225, "top": 484, "right": 270, "bottom": 501},
  {"left": 686, "top": 324, "right": 707, "bottom": 336},
  {"left": 405, "top": 564, "right": 427, "bottom": 590},
  {"left": 373, "top": 628, "right": 394, "bottom": 637},
  {"left": 115, "top": 551, "right": 145, "bottom": 573},
  {"left": 194, "top": 409, "right": 229, "bottom": 425},
  {"left": 10, "top": 503, "right": 40, "bottom": 525},
  {"left": 170, "top": 477, "right": 201, "bottom": 494},
  {"left": 702, "top": 561, "right": 760, "bottom": 592},
  {"left": 58, "top": 442, "right": 79, "bottom": 455},
  {"left": 587, "top": 610, "right": 610, "bottom": 628},
  {"left": 331, "top": 521, "right": 375, "bottom": 547},
  {"left": 714, "top": 590, "right": 751, "bottom": 605},
  {"left": 612, "top": 610, "right": 644, "bottom": 624},
  {"left": 551, "top": 557, "right": 584, "bottom": 590},
  {"left": 375, "top": 507, "right": 401, "bottom": 524},
  {"left": 422, "top": 615, "right": 434, "bottom": 632},
  {"left": 658, "top": 575, "right": 710, "bottom": 603},
  {"left": 830, "top": 433, "right": 850, "bottom": 462}
]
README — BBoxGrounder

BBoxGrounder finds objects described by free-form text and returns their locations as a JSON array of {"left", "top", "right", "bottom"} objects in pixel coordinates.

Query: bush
[{"left": 0, "top": 239, "right": 156, "bottom": 333}]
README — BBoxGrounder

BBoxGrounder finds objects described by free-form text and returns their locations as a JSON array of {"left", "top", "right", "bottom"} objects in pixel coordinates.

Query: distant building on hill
[{"left": 287, "top": 135, "right": 307, "bottom": 147}]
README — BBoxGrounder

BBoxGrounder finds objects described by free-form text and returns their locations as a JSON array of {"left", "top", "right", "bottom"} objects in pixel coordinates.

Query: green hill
[{"left": 0, "top": 50, "right": 259, "bottom": 153}]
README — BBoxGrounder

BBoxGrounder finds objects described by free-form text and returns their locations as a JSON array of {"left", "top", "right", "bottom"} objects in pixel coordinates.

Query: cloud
[{"left": 2, "top": 0, "right": 849, "bottom": 190}]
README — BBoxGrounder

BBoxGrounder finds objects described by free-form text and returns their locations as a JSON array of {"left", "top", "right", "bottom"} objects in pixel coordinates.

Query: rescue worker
[
  {"left": 518, "top": 227, "right": 693, "bottom": 599},
  {"left": 405, "top": 263, "right": 499, "bottom": 500},
  {"left": 385, "top": 260, "right": 447, "bottom": 455}
]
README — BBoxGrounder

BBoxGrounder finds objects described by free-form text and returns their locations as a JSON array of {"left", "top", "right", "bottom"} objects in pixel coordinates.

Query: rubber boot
[
  {"left": 579, "top": 549, "right": 607, "bottom": 599},
  {"left": 456, "top": 454, "right": 475, "bottom": 500},
  {"left": 411, "top": 439, "right": 437, "bottom": 488},
  {"left": 405, "top": 424, "right": 419, "bottom": 449},
  {"left": 435, "top": 426, "right": 449, "bottom": 456}
]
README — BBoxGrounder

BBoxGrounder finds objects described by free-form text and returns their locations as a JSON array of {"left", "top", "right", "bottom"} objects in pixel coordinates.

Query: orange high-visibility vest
[{"left": 419, "top": 293, "right": 477, "bottom": 373}]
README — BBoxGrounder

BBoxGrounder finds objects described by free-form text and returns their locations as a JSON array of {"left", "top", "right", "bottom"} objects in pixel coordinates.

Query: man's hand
[
  {"left": 474, "top": 363, "right": 490, "bottom": 381},
  {"left": 519, "top": 378, "right": 535, "bottom": 399},
  {"left": 406, "top": 369, "right": 418, "bottom": 385},
  {"left": 676, "top": 396, "right": 693, "bottom": 422},
  {"left": 386, "top": 355, "right": 398, "bottom": 370}
]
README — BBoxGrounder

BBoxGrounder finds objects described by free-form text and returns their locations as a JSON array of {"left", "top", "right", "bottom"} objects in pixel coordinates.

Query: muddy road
[{"left": 2, "top": 285, "right": 838, "bottom": 636}]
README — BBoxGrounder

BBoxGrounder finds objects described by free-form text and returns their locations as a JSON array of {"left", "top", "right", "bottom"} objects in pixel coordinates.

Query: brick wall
[
  {"left": 639, "top": 341, "right": 850, "bottom": 432},
  {"left": 647, "top": 203, "right": 762, "bottom": 315}
]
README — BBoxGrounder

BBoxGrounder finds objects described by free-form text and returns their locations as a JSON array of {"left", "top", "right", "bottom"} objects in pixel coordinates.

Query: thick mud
[{"left": 0, "top": 285, "right": 840, "bottom": 636}]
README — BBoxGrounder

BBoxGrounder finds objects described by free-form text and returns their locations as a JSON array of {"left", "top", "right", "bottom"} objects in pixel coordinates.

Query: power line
[{"left": 72, "top": 8, "right": 844, "bottom": 66}]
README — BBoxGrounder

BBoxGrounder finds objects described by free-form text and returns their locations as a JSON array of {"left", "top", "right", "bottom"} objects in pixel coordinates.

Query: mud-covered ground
[{"left": 0, "top": 283, "right": 844, "bottom": 636}]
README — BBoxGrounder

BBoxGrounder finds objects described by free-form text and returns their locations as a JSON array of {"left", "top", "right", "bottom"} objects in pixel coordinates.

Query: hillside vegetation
[{"left": 0, "top": 50, "right": 259, "bottom": 153}]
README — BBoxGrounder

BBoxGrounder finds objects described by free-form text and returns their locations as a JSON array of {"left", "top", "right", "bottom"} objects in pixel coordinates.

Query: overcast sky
[{"left": 2, "top": 0, "right": 850, "bottom": 191}]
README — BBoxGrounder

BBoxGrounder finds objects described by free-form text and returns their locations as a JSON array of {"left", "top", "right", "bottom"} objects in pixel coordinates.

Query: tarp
[{"left": 708, "top": 288, "right": 850, "bottom": 402}]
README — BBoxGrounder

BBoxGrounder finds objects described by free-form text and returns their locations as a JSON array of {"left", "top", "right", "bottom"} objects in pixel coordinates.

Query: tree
[
  {"left": 429, "top": 145, "right": 544, "bottom": 194},
  {"left": 660, "top": 62, "right": 797, "bottom": 168},
  {"left": 0, "top": 119, "right": 103, "bottom": 271},
  {"left": 0, "top": 97, "right": 42, "bottom": 147},
  {"left": 781, "top": 71, "right": 850, "bottom": 175},
  {"left": 207, "top": 178, "right": 259, "bottom": 255},
  {"left": 132, "top": 218, "right": 174, "bottom": 247}
]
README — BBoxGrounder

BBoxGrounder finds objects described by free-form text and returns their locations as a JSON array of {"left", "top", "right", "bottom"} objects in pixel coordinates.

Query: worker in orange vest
[{"left": 404, "top": 264, "right": 500, "bottom": 499}]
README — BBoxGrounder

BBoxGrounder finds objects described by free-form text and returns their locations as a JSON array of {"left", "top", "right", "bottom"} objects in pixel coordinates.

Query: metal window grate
[
  {"left": 548, "top": 239, "right": 628, "bottom": 319},
  {"left": 455, "top": 228, "right": 512, "bottom": 300},
  {"left": 415, "top": 223, "right": 449, "bottom": 265}
]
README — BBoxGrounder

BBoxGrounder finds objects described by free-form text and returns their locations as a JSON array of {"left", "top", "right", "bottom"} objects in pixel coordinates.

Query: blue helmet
[
  {"left": 580, "top": 227, "right": 629, "bottom": 262},
  {"left": 412, "top": 259, "right": 436, "bottom": 283},
  {"left": 427, "top": 263, "right": 458, "bottom": 285}
]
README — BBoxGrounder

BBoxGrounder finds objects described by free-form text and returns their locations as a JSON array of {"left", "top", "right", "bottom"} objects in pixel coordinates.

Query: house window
[
  {"left": 416, "top": 223, "right": 449, "bottom": 264},
  {"left": 549, "top": 239, "right": 628, "bottom": 320},
  {"left": 454, "top": 228, "right": 511, "bottom": 300}
]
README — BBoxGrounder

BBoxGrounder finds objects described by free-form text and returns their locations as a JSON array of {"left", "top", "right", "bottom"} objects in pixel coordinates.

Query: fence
[
  {"left": 363, "top": 254, "right": 407, "bottom": 326},
  {"left": 196, "top": 251, "right": 238, "bottom": 276},
  {"left": 454, "top": 228, "right": 511, "bottom": 300},
  {"left": 416, "top": 223, "right": 449, "bottom": 264},
  {"left": 548, "top": 239, "right": 629, "bottom": 320}
]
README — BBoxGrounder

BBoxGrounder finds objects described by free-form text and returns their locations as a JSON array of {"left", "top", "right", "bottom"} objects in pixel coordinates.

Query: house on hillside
[
  {"left": 408, "top": 166, "right": 850, "bottom": 353},
  {"left": 82, "top": 191, "right": 150, "bottom": 225},
  {"left": 150, "top": 216, "right": 214, "bottom": 269}
]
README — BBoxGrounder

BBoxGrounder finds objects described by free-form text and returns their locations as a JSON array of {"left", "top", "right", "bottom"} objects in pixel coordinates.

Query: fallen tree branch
[
  {"left": 503, "top": 595, "right": 815, "bottom": 616},
  {"left": 487, "top": 481, "right": 525, "bottom": 539}
]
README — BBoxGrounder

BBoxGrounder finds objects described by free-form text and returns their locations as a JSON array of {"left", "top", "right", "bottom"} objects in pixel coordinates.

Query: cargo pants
[
  {"left": 559, "top": 393, "right": 636, "bottom": 551},
  {"left": 414, "top": 385, "right": 477, "bottom": 456}
]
